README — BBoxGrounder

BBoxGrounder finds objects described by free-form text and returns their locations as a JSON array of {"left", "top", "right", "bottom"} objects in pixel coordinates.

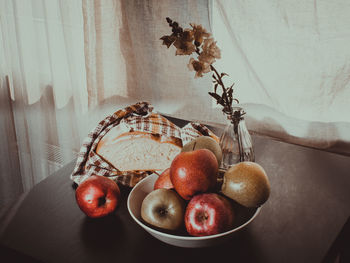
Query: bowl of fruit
[{"left": 127, "top": 137, "right": 270, "bottom": 248}]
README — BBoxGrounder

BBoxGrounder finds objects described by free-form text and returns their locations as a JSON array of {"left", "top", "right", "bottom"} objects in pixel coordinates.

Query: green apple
[{"left": 141, "top": 189, "right": 185, "bottom": 231}]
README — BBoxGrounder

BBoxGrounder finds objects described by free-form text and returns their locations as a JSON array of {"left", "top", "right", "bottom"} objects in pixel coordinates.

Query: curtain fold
[
  {"left": 0, "top": 76, "right": 23, "bottom": 209},
  {"left": 83, "top": 0, "right": 129, "bottom": 108}
]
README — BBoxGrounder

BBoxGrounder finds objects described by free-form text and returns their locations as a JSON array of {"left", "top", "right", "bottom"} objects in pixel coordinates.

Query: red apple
[
  {"left": 75, "top": 175, "right": 121, "bottom": 218},
  {"left": 185, "top": 193, "right": 235, "bottom": 236},
  {"left": 170, "top": 149, "right": 218, "bottom": 200},
  {"left": 154, "top": 168, "right": 174, "bottom": 190}
]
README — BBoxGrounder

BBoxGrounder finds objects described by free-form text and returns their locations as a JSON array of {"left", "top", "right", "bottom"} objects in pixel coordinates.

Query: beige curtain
[
  {"left": 82, "top": 0, "right": 213, "bottom": 116},
  {"left": 1, "top": 0, "right": 349, "bottom": 209}
]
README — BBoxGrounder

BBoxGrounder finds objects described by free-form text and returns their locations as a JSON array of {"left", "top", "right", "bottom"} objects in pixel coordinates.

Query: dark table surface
[{"left": 1, "top": 116, "right": 350, "bottom": 263}]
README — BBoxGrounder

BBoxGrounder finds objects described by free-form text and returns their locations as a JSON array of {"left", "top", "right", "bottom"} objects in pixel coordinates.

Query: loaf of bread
[
  {"left": 95, "top": 110, "right": 219, "bottom": 176},
  {"left": 96, "top": 114, "right": 182, "bottom": 172}
]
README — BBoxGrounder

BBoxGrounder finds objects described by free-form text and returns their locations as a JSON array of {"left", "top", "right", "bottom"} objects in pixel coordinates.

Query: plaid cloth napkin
[{"left": 70, "top": 101, "right": 218, "bottom": 187}]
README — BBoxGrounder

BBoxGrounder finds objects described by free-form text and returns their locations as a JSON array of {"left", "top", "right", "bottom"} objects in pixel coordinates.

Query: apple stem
[
  {"left": 98, "top": 197, "right": 106, "bottom": 207},
  {"left": 197, "top": 212, "right": 209, "bottom": 221},
  {"left": 158, "top": 207, "right": 168, "bottom": 216},
  {"left": 192, "top": 142, "right": 197, "bottom": 151}
]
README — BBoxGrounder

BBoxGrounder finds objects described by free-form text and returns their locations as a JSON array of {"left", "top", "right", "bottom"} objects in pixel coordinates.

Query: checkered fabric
[{"left": 70, "top": 101, "right": 218, "bottom": 187}]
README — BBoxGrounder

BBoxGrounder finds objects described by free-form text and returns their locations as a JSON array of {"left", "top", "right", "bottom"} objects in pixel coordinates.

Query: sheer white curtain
[
  {"left": 209, "top": 0, "right": 350, "bottom": 154},
  {"left": 0, "top": 0, "right": 89, "bottom": 208}
]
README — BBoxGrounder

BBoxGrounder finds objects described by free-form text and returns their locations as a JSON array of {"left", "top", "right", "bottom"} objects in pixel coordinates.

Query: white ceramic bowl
[{"left": 127, "top": 173, "right": 261, "bottom": 248}]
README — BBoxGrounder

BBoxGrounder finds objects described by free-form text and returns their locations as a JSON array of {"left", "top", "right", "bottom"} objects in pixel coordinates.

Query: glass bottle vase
[{"left": 219, "top": 107, "right": 255, "bottom": 170}]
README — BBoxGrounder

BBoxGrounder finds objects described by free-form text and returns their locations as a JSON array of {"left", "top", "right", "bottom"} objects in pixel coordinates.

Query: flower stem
[
  {"left": 210, "top": 64, "right": 233, "bottom": 116},
  {"left": 195, "top": 46, "right": 234, "bottom": 117}
]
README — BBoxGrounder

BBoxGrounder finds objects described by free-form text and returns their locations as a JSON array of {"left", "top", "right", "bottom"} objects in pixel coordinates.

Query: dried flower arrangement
[{"left": 160, "top": 17, "right": 241, "bottom": 118}]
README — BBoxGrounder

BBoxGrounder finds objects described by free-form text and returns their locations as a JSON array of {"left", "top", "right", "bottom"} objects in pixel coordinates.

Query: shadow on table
[
  {"left": 0, "top": 244, "right": 42, "bottom": 263},
  {"left": 80, "top": 215, "right": 126, "bottom": 250},
  {"left": 322, "top": 217, "right": 350, "bottom": 263},
  {"left": 128, "top": 227, "right": 266, "bottom": 263}
]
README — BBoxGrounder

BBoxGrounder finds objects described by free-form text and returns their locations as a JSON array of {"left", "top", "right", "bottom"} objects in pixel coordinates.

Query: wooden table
[{"left": 1, "top": 116, "right": 349, "bottom": 263}]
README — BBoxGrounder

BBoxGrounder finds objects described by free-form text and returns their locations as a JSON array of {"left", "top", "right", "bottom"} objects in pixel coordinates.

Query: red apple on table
[
  {"left": 170, "top": 149, "right": 218, "bottom": 200},
  {"left": 75, "top": 175, "right": 121, "bottom": 218},
  {"left": 154, "top": 168, "right": 173, "bottom": 190},
  {"left": 185, "top": 193, "right": 235, "bottom": 236}
]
